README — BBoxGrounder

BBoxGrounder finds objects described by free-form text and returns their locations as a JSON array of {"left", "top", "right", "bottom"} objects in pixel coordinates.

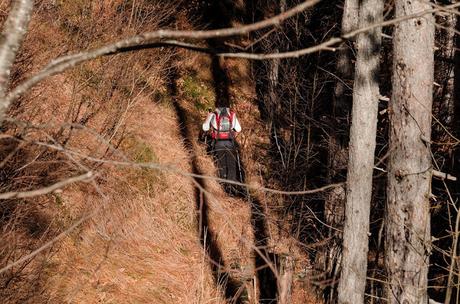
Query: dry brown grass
[
  {"left": 0, "top": 1, "right": 225, "bottom": 303},
  {"left": 46, "top": 96, "right": 225, "bottom": 303},
  {"left": 0, "top": 1, "right": 321, "bottom": 303}
]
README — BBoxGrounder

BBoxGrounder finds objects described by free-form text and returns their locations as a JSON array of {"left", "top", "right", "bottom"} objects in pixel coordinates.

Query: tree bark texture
[
  {"left": 337, "top": 0, "right": 383, "bottom": 303},
  {"left": 320, "top": 1, "right": 359, "bottom": 301},
  {"left": 278, "top": 255, "right": 294, "bottom": 304},
  {"left": 385, "top": 0, "right": 434, "bottom": 303},
  {"left": 0, "top": 0, "right": 33, "bottom": 122}
]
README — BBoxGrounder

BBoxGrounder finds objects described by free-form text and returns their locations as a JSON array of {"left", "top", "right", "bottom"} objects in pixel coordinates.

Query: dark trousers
[{"left": 213, "top": 139, "right": 238, "bottom": 182}]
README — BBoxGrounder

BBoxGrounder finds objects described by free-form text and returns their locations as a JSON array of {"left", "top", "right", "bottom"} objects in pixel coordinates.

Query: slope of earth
[
  {"left": 0, "top": 1, "right": 321, "bottom": 303},
  {"left": 45, "top": 92, "right": 230, "bottom": 304}
]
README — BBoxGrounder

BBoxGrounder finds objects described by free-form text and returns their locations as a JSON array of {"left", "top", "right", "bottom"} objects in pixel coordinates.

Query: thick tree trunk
[
  {"left": 385, "top": 1, "right": 434, "bottom": 303},
  {"left": 320, "top": 0, "right": 358, "bottom": 301},
  {"left": 337, "top": 0, "right": 382, "bottom": 303}
]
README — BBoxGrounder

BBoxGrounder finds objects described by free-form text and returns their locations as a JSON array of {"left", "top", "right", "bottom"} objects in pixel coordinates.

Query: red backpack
[{"left": 212, "top": 108, "right": 234, "bottom": 140}]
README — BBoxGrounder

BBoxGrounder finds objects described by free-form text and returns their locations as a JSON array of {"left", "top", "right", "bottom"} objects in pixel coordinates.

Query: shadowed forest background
[{"left": 0, "top": 0, "right": 459, "bottom": 303}]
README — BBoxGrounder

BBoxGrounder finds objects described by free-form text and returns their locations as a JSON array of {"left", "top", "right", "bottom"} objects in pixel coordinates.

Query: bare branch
[
  {"left": 150, "top": 5, "right": 460, "bottom": 62},
  {"left": 0, "top": 171, "right": 93, "bottom": 199},
  {"left": 217, "top": 2, "right": 460, "bottom": 60},
  {"left": 432, "top": 170, "right": 457, "bottom": 182},
  {"left": 5, "top": 0, "right": 320, "bottom": 107},
  {"left": 6, "top": 0, "right": 460, "bottom": 111},
  {"left": 9, "top": 135, "right": 344, "bottom": 196},
  {"left": 444, "top": 193, "right": 460, "bottom": 303},
  {"left": 0, "top": 205, "right": 97, "bottom": 274}
]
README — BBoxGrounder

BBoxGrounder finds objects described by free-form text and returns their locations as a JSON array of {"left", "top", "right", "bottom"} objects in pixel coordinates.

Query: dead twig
[{"left": 0, "top": 171, "right": 93, "bottom": 199}]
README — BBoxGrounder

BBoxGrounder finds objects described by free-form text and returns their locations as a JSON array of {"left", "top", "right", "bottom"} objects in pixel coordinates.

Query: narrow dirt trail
[
  {"left": 165, "top": 52, "right": 290, "bottom": 303},
  {"left": 166, "top": 62, "right": 257, "bottom": 303},
  {"left": 45, "top": 57, "right": 267, "bottom": 303},
  {"left": 173, "top": 52, "right": 322, "bottom": 303}
]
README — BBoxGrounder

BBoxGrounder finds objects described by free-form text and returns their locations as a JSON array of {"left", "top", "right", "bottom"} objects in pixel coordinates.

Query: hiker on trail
[{"left": 202, "top": 107, "right": 242, "bottom": 183}]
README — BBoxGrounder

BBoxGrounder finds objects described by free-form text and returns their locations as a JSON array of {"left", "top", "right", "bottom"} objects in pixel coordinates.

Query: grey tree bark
[
  {"left": 385, "top": 0, "right": 434, "bottom": 303},
  {"left": 320, "top": 1, "right": 358, "bottom": 301},
  {"left": 0, "top": 0, "right": 33, "bottom": 123},
  {"left": 278, "top": 255, "right": 294, "bottom": 304},
  {"left": 326, "top": 0, "right": 358, "bottom": 219},
  {"left": 337, "top": 0, "right": 383, "bottom": 303}
]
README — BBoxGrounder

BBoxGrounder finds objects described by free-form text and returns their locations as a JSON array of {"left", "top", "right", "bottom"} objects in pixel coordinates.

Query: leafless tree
[
  {"left": 337, "top": 0, "right": 383, "bottom": 303},
  {"left": 385, "top": 0, "right": 434, "bottom": 303},
  {"left": 320, "top": 0, "right": 358, "bottom": 300}
]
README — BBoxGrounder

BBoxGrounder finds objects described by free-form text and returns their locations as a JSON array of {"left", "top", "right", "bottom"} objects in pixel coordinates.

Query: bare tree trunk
[
  {"left": 337, "top": 0, "right": 383, "bottom": 303},
  {"left": 320, "top": 0, "right": 358, "bottom": 300},
  {"left": 385, "top": 0, "right": 434, "bottom": 303},
  {"left": 0, "top": 0, "right": 33, "bottom": 122},
  {"left": 278, "top": 255, "right": 294, "bottom": 304}
]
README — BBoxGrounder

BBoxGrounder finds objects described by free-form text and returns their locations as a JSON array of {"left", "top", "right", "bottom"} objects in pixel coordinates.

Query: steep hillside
[
  {"left": 46, "top": 92, "right": 229, "bottom": 303},
  {"left": 0, "top": 1, "right": 321, "bottom": 303}
]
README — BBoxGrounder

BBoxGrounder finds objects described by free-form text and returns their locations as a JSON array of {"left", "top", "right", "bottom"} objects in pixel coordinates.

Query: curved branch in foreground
[
  {"left": 1, "top": 130, "right": 345, "bottom": 196},
  {"left": 31, "top": 138, "right": 344, "bottom": 196},
  {"left": 0, "top": 171, "right": 93, "bottom": 199},
  {"left": 218, "top": 2, "right": 460, "bottom": 60},
  {"left": 6, "top": 1, "right": 460, "bottom": 110},
  {"left": 5, "top": 0, "right": 320, "bottom": 107}
]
